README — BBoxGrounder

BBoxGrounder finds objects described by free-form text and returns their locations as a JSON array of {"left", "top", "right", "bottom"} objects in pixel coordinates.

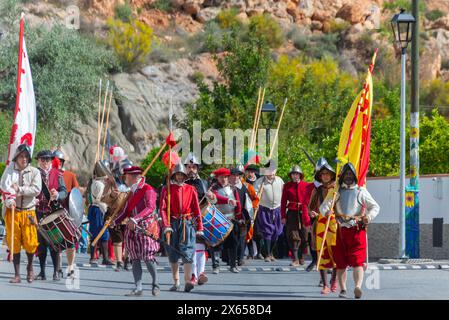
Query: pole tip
[{"left": 21, "top": 12, "right": 25, "bottom": 19}]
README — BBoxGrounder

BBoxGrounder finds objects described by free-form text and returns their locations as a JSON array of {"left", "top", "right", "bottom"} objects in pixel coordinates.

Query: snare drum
[
  {"left": 40, "top": 209, "right": 81, "bottom": 250},
  {"left": 201, "top": 204, "right": 233, "bottom": 247}
]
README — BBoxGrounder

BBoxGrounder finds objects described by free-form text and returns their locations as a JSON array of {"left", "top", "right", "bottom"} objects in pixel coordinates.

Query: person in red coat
[
  {"left": 280, "top": 165, "right": 314, "bottom": 266},
  {"left": 160, "top": 163, "right": 204, "bottom": 293}
]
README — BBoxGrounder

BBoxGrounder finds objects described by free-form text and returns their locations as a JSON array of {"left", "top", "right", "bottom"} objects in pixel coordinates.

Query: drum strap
[{"left": 125, "top": 184, "right": 151, "bottom": 218}]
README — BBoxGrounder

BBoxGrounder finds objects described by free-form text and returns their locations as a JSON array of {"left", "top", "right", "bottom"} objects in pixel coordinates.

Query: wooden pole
[
  {"left": 246, "top": 182, "right": 265, "bottom": 243},
  {"left": 97, "top": 80, "right": 109, "bottom": 162},
  {"left": 9, "top": 206, "right": 15, "bottom": 262},
  {"left": 142, "top": 142, "right": 167, "bottom": 177},
  {"left": 316, "top": 191, "right": 338, "bottom": 271},
  {"left": 250, "top": 87, "right": 262, "bottom": 150},
  {"left": 252, "top": 88, "right": 266, "bottom": 150},
  {"left": 94, "top": 79, "right": 102, "bottom": 164},
  {"left": 269, "top": 98, "right": 288, "bottom": 159},
  {"left": 101, "top": 87, "right": 113, "bottom": 160}
]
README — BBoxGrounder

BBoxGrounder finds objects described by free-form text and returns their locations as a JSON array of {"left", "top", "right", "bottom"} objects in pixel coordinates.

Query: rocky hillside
[{"left": 5, "top": 0, "right": 449, "bottom": 181}]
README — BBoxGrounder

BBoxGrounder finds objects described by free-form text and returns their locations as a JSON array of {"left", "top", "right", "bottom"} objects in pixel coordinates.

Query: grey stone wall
[{"left": 368, "top": 223, "right": 449, "bottom": 260}]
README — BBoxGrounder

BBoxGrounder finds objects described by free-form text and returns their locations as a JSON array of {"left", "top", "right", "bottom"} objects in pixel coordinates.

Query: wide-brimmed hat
[{"left": 36, "top": 150, "right": 54, "bottom": 160}]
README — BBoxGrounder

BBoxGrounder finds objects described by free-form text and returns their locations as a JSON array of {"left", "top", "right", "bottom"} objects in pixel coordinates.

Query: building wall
[{"left": 365, "top": 175, "right": 449, "bottom": 259}]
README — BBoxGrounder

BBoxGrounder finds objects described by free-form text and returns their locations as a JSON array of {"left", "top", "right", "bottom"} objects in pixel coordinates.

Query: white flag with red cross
[{"left": 6, "top": 14, "right": 37, "bottom": 165}]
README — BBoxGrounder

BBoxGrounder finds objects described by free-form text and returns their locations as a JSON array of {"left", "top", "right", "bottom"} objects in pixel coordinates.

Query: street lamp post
[
  {"left": 391, "top": 9, "right": 416, "bottom": 259},
  {"left": 261, "top": 101, "right": 277, "bottom": 158}
]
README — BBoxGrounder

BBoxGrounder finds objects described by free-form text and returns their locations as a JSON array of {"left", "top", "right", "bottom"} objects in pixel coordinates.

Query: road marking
[
  {"left": 248, "top": 267, "right": 257, "bottom": 272},
  {"left": 383, "top": 266, "right": 392, "bottom": 270},
  {"left": 262, "top": 267, "right": 272, "bottom": 272},
  {"left": 368, "top": 265, "right": 378, "bottom": 270},
  {"left": 425, "top": 265, "right": 436, "bottom": 269},
  {"left": 396, "top": 266, "right": 407, "bottom": 270},
  {"left": 411, "top": 265, "right": 421, "bottom": 269},
  {"left": 82, "top": 263, "right": 91, "bottom": 267},
  {"left": 440, "top": 265, "right": 449, "bottom": 269}
]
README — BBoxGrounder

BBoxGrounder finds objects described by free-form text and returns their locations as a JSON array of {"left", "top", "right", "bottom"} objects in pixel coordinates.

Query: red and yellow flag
[{"left": 336, "top": 49, "right": 378, "bottom": 187}]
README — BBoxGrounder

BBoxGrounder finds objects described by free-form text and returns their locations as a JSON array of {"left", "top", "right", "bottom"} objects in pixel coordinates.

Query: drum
[
  {"left": 201, "top": 204, "right": 233, "bottom": 247},
  {"left": 40, "top": 209, "right": 81, "bottom": 250}
]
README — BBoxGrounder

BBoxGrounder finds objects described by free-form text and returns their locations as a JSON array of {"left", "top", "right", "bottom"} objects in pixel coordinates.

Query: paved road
[{"left": 0, "top": 248, "right": 448, "bottom": 300}]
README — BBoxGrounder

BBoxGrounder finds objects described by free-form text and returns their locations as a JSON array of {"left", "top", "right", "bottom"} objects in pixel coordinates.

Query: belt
[
  {"left": 172, "top": 213, "right": 194, "bottom": 220},
  {"left": 15, "top": 206, "right": 35, "bottom": 212},
  {"left": 287, "top": 202, "right": 302, "bottom": 209}
]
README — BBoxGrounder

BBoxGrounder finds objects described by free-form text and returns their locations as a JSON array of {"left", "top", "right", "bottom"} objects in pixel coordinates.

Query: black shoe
[
  {"left": 115, "top": 262, "right": 123, "bottom": 272},
  {"left": 152, "top": 285, "right": 160, "bottom": 296},
  {"left": 102, "top": 259, "right": 115, "bottom": 266},
  {"left": 306, "top": 262, "right": 316, "bottom": 272},
  {"left": 66, "top": 270, "right": 75, "bottom": 279},
  {"left": 58, "top": 269, "right": 64, "bottom": 279},
  {"left": 35, "top": 272, "right": 46, "bottom": 281},
  {"left": 53, "top": 272, "right": 61, "bottom": 281},
  {"left": 184, "top": 282, "right": 194, "bottom": 292},
  {"left": 124, "top": 257, "right": 130, "bottom": 271},
  {"left": 339, "top": 290, "right": 348, "bottom": 298}
]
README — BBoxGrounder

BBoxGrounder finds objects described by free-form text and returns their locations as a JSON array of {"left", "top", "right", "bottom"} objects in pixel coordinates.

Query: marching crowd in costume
[{"left": 0, "top": 141, "right": 380, "bottom": 299}]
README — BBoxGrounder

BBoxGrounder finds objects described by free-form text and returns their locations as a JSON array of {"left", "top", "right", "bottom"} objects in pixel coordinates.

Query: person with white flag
[{"left": 0, "top": 14, "right": 40, "bottom": 284}]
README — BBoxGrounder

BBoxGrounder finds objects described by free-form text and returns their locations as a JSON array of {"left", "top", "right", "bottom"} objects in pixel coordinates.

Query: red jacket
[
  {"left": 160, "top": 183, "right": 203, "bottom": 231},
  {"left": 281, "top": 180, "right": 315, "bottom": 226},
  {"left": 115, "top": 178, "right": 157, "bottom": 225}
]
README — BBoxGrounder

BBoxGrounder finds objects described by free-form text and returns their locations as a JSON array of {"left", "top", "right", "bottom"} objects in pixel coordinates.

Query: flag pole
[
  {"left": 101, "top": 86, "right": 113, "bottom": 160},
  {"left": 269, "top": 98, "right": 287, "bottom": 159}
]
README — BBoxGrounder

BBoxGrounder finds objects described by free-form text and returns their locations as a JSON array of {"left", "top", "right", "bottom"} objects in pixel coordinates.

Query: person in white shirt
[{"left": 253, "top": 161, "right": 284, "bottom": 262}]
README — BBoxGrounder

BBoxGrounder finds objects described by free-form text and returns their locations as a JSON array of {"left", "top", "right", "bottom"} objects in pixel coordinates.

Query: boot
[
  {"left": 124, "top": 256, "right": 130, "bottom": 271},
  {"left": 10, "top": 253, "right": 21, "bottom": 283},
  {"left": 26, "top": 253, "right": 34, "bottom": 283}
]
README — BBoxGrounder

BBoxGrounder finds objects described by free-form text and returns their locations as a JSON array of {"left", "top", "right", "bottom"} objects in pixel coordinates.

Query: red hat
[
  {"left": 213, "top": 168, "right": 231, "bottom": 177},
  {"left": 123, "top": 166, "right": 143, "bottom": 175}
]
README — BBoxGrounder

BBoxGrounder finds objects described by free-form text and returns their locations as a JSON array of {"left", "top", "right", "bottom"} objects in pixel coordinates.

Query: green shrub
[
  {"left": 249, "top": 13, "right": 284, "bottom": 49},
  {"left": 383, "top": 0, "right": 426, "bottom": 12},
  {"left": 426, "top": 9, "right": 444, "bottom": 21},
  {"left": 141, "top": 146, "right": 168, "bottom": 188},
  {"left": 216, "top": 8, "right": 242, "bottom": 29},
  {"left": 114, "top": 2, "right": 133, "bottom": 22},
  {"left": 0, "top": 25, "right": 121, "bottom": 144},
  {"left": 107, "top": 18, "right": 154, "bottom": 70},
  {"left": 151, "top": 0, "right": 172, "bottom": 12},
  {"left": 328, "top": 19, "right": 351, "bottom": 34}
]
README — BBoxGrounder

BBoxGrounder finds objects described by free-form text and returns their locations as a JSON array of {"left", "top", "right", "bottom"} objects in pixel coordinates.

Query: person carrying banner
[
  {"left": 320, "top": 162, "right": 379, "bottom": 299},
  {"left": 309, "top": 158, "right": 338, "bottom": 294},
  {"left": 0, "top": 144, "right": 41, "bottom": 283}
]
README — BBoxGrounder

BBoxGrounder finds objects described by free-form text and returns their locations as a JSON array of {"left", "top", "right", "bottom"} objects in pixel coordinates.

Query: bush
[
  {"left": 141, "top": 146, "right": 168, "bottom": 188},
  {"left": 425, "top": 9, "right": 444, "bottom": 21},
  {"left": 216, "top": 8, "right": 242, "bottom": 29},
  {"left": 383, "top": 0, "right": 426, "bottom": 12},
  {"left": 0, "top": 25, "right": 121, "bottom": 144},
  {"left": 328, "top": 19, "right": 351, "bottom": 34},
  {"left": 248, "top": 13, "right": 284, "bottom": 49},
  {"left": 107, "top": 18, "right": 155, "bottom": 71},
  {"left": 151, "top": 0, "right": 172, "bottom": 13},
  {"left": 114, "top": 2, "right": 133, "bottom": 22}
]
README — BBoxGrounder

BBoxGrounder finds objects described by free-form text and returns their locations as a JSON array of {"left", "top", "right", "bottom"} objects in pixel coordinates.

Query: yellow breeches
[{"left": 4, "top": 208, "right": 38, "bottom": 254}]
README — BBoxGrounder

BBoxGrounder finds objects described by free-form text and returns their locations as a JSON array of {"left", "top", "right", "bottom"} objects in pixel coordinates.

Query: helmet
[
  {"left": 314, "top": 157, "right": 336, "bottom": 182},
  {"left": 36, "top": 150, "right": 54, "bottom": 160},
  {"left": 119, "top": 158, "right": 133, "bottom": 175},
  {"left": 231, "top": 164, "right": 245, "bottom": 176},
  {"left": 171, "top": 163, "right": 188, "bottom": 179},
  {"left": 94, "top": 160, "right": 112, "bottom": 178},
  {"left": 288, "top": 165, "right": 303, "bottom": 179},
  {"left": 183, "top": 152, "right": 200, "bottom": 166},
  {"left": 12, "top": 144, "right": 32, "bottom": 163},
  {"left": 53, "top": 150, "right": 65, "bottom": 162},
  {"left": 339, "top": 162, "right": 357, "bottom": 185}
]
